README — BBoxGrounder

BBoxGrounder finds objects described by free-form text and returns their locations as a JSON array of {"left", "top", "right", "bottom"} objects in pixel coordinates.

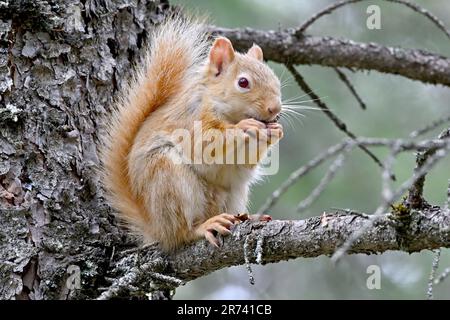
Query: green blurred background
[{"left": 171, "top": 0, "right": 450, "bottom": 299}]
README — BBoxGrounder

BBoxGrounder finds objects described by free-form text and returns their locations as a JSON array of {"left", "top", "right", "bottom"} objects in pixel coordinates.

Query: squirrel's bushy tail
[{"left": 100, "top": 17, "right": 208, "bottom": 239}]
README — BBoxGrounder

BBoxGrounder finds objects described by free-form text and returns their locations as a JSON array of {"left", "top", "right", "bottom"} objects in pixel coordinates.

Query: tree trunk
[
  {"left": 0, "top": 0, "right": 170, "bottom": 300},
  {"left": 1, "top": 0, "right": 449, "bottom": 300}
]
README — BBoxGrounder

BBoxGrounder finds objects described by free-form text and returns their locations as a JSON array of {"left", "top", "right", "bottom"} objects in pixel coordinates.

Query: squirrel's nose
[{"left": 268, "top": 104, "right": 281, "bottom": 115}]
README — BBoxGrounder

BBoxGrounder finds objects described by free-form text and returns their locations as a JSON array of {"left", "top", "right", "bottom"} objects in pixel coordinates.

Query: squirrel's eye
[{"left": 238, "top": 77, "right": 250, "bottom": 89}]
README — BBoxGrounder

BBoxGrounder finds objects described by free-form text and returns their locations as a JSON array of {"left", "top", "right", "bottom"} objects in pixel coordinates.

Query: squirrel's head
[{"left": 205, "top": 37, "right": 281, "bottom": 124}]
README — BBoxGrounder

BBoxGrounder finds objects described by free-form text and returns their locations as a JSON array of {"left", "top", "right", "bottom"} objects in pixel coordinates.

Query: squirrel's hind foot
[
  {"left": 195, "top": 213, "right": 272, "bottom": 248},
  {"left": 195, "top": 213, "right": 237, "bottom": 248}
]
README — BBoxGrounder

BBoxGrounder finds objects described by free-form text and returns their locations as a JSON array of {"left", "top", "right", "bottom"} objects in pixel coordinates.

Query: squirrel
[{"left": 100, "top": 17, "right": 283, "bottom": 252}]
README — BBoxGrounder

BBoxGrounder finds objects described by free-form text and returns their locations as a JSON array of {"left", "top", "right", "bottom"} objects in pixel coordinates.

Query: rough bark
[
  {"left": 0, "top": 0, "right": 449, "bottom": 300},
  {"left": 96, "top": 205, "right": 450, "bottom": 299},
  {"left": 167, "top": 206, "right": 450, "bottom": 280},
  {"left": 0, "top": 0, "right": 172, "bottom": 300}
]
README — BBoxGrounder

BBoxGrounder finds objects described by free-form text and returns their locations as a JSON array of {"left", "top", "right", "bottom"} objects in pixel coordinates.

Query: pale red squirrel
[{"left": 100, "top": 18, "right": 283, "bottom": 251}]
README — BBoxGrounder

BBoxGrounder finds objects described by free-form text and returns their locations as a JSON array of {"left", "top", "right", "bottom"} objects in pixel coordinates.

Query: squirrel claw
[
  {"left": 205, "top": 230, "right": 221, "bottom": 248},
  {"left": 196, "top": 213, "right": 237, "bottom": 248},
  {"left": 234, "top": 213, "right": 249, "bottom": 222},
  {"left": 234, "top": 213, "right": 272, "bottom": 222}
]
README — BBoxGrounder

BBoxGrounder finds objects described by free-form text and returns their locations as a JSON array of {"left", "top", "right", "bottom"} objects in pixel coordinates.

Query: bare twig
[
  {"left": 331, "top": 207, "right": 370, "bottom": 218},
  {"left": 446, "top": 179, "right": 450, "bottom": 213},
  {"left": 258, "top": 137, "right": 450, "bottom": 214},
  {"left": 255, "top": 235, "right": 265, "bottom": 265},
  {"left": 147, "top": 272, "right": 185, "bottom": 286},
  {"left": 435, "top": 267, "right": 450, "bottom": 285},
  {"left": 427, "top": 249, "right": 441, "bottom": 300},
  {"left": 381, "top": 144, "right": 401, "bottom": 202},
  {"left": 286, "top": 64, "right": 389, "bottom": 176},
  {"left": 243, "top": 236, "right": 255, "bottom": 285},
  {"left": 296, "top": 0, "right": 360, "bottom": 35},
  {"left": 409, "top": 114, "right": 450, "bottom": 138},
  {"left": 432, "top": 180, "right": 450, "bottom": 289},
  {"left": 388, "top": 0, "right": 450, "bottom": 39},
  {"left": 349, "top": 137, "right": 450, "bottom": 150},
  {"left": 332, "top": 145, "right": 450, "bottom": 263},
  {"left": 407, "top": 129, "right": 450, "bottom": 208},
  {"left": 334, "top": 68, "right": 367, "bottom": 110},
  {"left": 407, "top": 150, "right": 437, "bottom": 208},
  {"left": 297, "top": 150, "right": 350, "bottom": 213},
  {"left": 97, "top": 260, "right": 184, "bottom": 300},
  {"left": 257, "top": 141, "right": 349, "bottom": 214},
  {"left": 97, "top": 268, "right": 139, "bottom": 300},
  {"left": 295, "top": 0, "right": 450, "bottom": 40}
]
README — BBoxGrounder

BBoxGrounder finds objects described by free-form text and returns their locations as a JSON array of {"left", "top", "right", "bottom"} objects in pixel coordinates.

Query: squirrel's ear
[
  {"left": 209, "top": 37, "right": 235, "bottom": 76},
  {"left": 247, "top": 44, "right": 263, "bottom": 61}
]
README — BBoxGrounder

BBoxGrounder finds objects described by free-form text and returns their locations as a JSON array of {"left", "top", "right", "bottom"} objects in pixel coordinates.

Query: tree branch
[
  {"left": 102, "top": 205, "right": 450, "bottom": 298},
  {"left": 407, "top": 128, "right": 450, "bottom": 209},
  {"left": 209, "top": 27, "right": 450, "bottom": 87},
  {"left": 334, "top": 68, "right": 367, "bottom": 110}
]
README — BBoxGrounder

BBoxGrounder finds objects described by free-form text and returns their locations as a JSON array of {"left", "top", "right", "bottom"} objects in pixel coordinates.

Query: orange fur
[
  {"left": 100, "top": 18, "right": 208, "bottom": 244},
  {"left": 100, "top": 17, "right": 283, "bottom": 251}
]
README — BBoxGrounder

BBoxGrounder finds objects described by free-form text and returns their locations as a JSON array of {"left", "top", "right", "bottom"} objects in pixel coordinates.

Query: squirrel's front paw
[
  {"left": 266, "top": 122, "right": 284, "bottom": 143},
  {"left": 195, "top": 213, "right": 237, "bottom": 248},
  {"left": 236, "top": 118, "right": 270, "bottom": 144},
  {"left": 236, "top": 118, "right": 266, "bottom": 134},
  {"left": 236, "top": 119, "right": 283, "bottom": 144}
]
